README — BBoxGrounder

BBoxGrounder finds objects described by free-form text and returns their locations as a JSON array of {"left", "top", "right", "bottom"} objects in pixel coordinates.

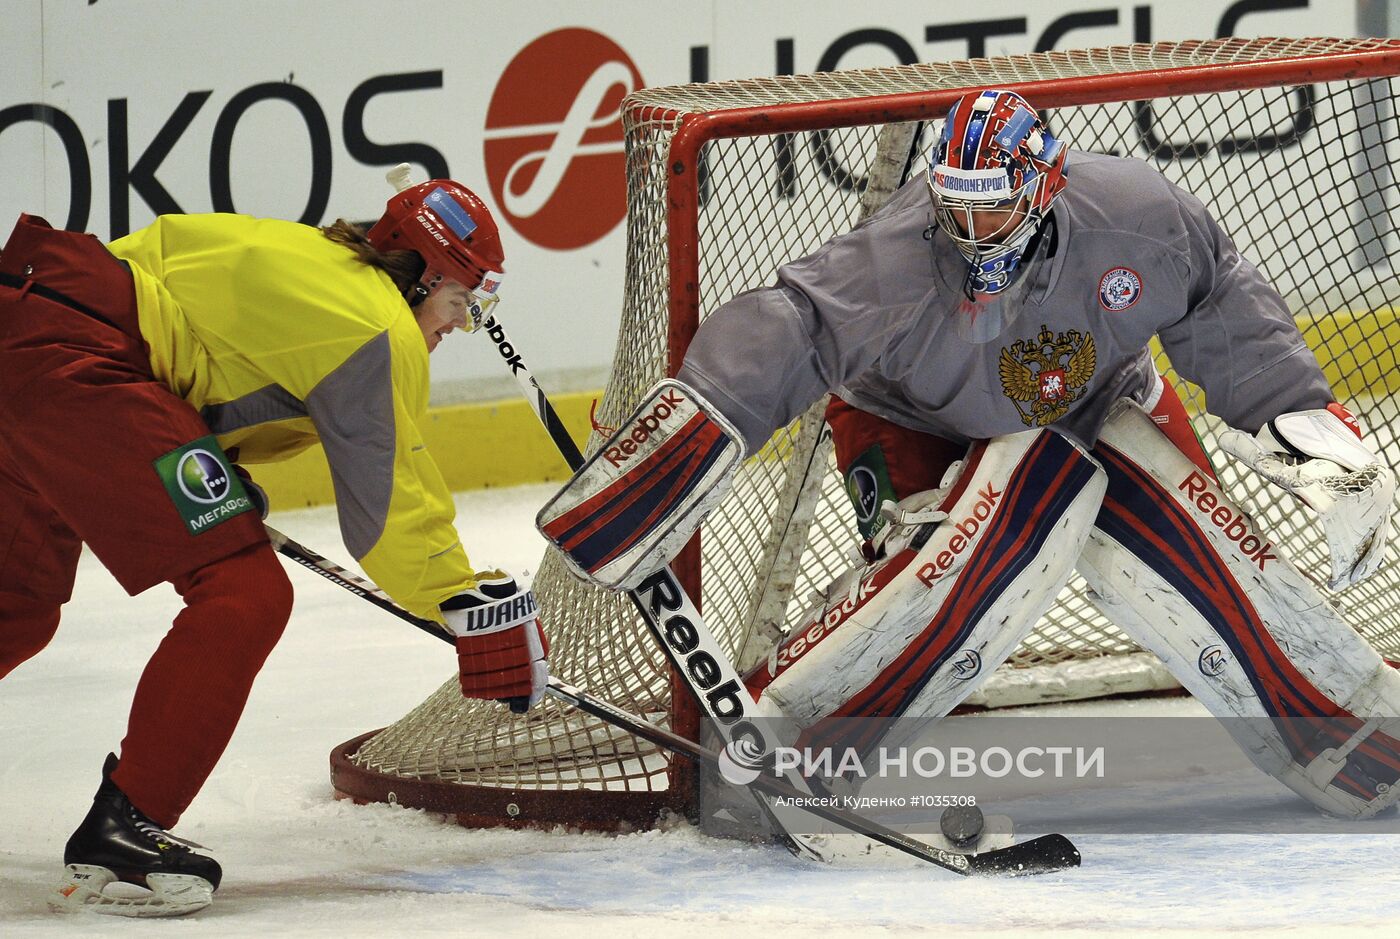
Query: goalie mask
[
  {"left": 927, "top": 89, "right": 1067, "bottom": 297},
  {"left": 367, "top": 165, "right": 506, "bottom": 329}
]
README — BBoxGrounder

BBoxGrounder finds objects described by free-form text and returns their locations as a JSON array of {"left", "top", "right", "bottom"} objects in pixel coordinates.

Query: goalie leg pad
[
  {"left": 536, "top": 379, "right": 745, "bottom": 590},
  {"left": 747, "top": 429, "right": 1106, "bottom": 756},
  {"left": 1079, "top": 400, "right": 1400, "bottom": 818}
]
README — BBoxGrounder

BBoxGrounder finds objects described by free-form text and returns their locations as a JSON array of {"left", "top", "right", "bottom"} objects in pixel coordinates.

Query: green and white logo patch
[
  {"left": 846, "top": 445, "right": 897, "bottom": 540},
  {"left": 154, "top": 436, "right": 254, "bottom": 535}
]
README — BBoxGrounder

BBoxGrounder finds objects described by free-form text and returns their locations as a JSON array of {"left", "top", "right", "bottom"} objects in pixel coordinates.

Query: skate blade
[
  {"left": 50, "top": 864, "right": 214, "bottom": 917},
  {"left": 813, "top": 815, "right": 1016, "bottom": 868}
]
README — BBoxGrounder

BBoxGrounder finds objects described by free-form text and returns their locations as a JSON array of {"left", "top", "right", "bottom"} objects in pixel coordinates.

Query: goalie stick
[
  {"left": 479, "top": 315, "right": 827, "bottom": 860},
  {"left": 478, "top": 313, "right": 1080, "bottom": 873},
  {"left": 265, "top": 526, "right": 1080, "bottom": 876}
]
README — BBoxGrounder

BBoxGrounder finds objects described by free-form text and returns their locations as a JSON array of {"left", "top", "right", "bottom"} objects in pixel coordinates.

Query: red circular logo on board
[{"left": 484, "top": 29, "right": 643, "bottom": 250}]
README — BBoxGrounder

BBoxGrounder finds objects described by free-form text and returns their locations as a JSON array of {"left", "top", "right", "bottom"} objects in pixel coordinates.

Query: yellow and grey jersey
[
  {"left": 678, "top": 150, "right": 1333, "bottom": 452},
  {"left": 110, "top": 213, "right": 471, "bottom": 622}
]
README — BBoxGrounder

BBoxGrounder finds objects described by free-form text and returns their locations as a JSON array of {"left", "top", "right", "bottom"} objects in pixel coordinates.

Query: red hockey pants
[
  {"left": 0, "top": 215, "right": 291, "bottom": 827},
  {"left": 825, "top": 377, "right": 1214, "bottom": 512}
]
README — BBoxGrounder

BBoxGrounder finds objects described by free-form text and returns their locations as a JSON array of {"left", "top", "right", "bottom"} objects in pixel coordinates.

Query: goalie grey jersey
[{"left": 677, "top": 150, "right": 1334, "bottom": 453}]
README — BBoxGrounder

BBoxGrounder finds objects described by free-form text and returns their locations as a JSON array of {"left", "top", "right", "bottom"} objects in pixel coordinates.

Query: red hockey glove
[{"left": 441, "top": 573, "right": 550, "bottom": 713}]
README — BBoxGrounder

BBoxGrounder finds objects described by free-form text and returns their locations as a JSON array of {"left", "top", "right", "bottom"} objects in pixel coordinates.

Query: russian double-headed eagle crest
[{"left": 998, "top": 325, "right": 1096, "bottom": 427}]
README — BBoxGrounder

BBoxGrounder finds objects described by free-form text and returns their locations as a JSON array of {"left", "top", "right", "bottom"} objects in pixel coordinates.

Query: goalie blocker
[{"left": 538, "top": 380, "right": 745, "bottom": 590}]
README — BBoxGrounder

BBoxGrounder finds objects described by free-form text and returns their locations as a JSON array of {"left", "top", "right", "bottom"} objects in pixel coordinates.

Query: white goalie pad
[
  {"left": 1218, "top": 406, "right": 1395, "bottom": 589},
  {"left": 747, "top": 429, "right": 1106, "bottom": 746},
  {"left": 1079, "top": 399, "right": 1400, "bottom": 818},
  {"left": 537, "top": 379, "right": 744, "bottom": 590}
]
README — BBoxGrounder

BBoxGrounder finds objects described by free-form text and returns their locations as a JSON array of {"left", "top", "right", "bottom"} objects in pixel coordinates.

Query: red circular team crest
[
  {"left": 483, "top": 29, "right": 643, "bottom": 250},
  {"left": 1098, "top": 267, "right": 1142, "bottom": 311}
]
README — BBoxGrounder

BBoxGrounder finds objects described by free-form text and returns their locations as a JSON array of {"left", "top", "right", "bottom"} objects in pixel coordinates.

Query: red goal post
[{"left": 333, "top": 37, "right": 1400, "bottom": 832}]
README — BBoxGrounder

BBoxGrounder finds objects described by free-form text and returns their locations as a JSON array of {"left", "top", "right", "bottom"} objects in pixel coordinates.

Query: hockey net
[{"left": 334, "top": 37, "right": 1400, "bottom": 829}]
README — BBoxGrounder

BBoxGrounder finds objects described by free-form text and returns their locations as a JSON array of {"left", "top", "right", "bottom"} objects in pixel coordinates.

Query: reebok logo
[
  {"left": 1180, "top": 471, "right": 1277, "bottom": 570},
  {"left": 915, "top": 483, "right": 1004, "bottom": 587},
  {"left": 637, "top": 568, "right": 764, "bottom": 752},
  {"left": 774, "top": 574, "right": 878, "bottom": 674},
  {"left": 605, "top": 390, "right": 686, "bottom": 466},
  {"left": 484, "top": 316, "right": 525, "bottom": 374}
]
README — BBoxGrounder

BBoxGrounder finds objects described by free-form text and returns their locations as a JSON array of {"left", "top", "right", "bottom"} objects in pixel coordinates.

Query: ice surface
[{"left": 2, "top": 482, "right": 1398, "bottom": 937}]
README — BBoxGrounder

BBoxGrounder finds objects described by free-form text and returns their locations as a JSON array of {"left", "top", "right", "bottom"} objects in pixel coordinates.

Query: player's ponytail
[{"left": 320, "top": 219, "right": 426, "bottom": 298}]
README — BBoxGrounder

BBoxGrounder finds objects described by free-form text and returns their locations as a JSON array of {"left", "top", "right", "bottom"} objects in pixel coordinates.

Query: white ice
[{"left": 3, "top": 482, "right": 1399, "bottom": 938}]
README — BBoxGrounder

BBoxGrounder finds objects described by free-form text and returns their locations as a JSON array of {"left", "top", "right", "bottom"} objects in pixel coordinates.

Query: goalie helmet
[
  {"left": 926, "top": 89, "right": 1067, "bottom": 296},
  {"left": 367, "top": 165, "right": 506, "bottom": 310}
]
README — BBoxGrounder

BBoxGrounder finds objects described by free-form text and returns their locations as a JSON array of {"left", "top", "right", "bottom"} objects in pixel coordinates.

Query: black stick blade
[{"left": 967, "top": 834, "right": 1081, "bottom": 876}]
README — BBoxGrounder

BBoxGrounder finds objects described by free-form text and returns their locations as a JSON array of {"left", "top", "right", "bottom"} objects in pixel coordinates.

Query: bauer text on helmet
[{"left": 367, "top": 170, "right": 506, "bottom": 309}]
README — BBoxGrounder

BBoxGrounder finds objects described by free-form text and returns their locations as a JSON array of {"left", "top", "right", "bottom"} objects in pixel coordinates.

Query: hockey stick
[
  {"left": 483, "top": 315, "right": 842, "bottom": 860},
  {"left": 481, "top": 315, "right": 829, "bottom": 860},
  {"left": 478, "top": 315, "right": 1081, "bottom": 875},
  {"left": 265, "top": 525, "right": 1079, "bottom": 876}
]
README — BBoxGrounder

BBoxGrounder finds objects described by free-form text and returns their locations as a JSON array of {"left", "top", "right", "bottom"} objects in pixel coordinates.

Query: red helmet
[{"left": 367, "top": 168, "right": 506, "bottom": 304}]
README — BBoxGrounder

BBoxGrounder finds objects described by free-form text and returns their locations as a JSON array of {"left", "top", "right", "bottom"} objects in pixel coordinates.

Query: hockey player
[
  {"left": 540, "top": 89, "right": 1400, "bottom": 824},
  {"left": 0, "top": 169, "right": 549, "bottom": 916}
]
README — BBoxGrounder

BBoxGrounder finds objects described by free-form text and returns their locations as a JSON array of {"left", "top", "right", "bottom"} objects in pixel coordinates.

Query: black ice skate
[{"left": 50, "top": 753, "right": 221, "bottom": 917}]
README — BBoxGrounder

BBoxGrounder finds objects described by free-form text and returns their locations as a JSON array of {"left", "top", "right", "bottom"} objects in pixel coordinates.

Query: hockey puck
[{"left": 939, "top": 804, "right": 984, "bottom": 846}]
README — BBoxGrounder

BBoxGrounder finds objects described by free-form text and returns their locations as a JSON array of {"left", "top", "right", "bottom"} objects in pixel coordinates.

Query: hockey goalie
[{"left": 540, "top": 89, "right": 1400, "bottom": 822}]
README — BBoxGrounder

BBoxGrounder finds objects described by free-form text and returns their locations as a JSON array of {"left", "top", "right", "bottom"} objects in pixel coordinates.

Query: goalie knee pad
[
  {"left": 747, "top": 429, "right": 1106, "bottom": 754},
  {"left": 1080, "top": 400, "right": 1400, "bottom": 818}
]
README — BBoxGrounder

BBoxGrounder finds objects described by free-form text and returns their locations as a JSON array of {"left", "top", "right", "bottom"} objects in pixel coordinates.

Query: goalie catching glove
[
  {"left": 537, "top": 379, "right": 746, "bottom": 590},
  {"left": 442, "top": 572, "right": 549, "bottom": 713},
  {"left": 1218, "top": 403, "right": 1395, "bottom": 589}
]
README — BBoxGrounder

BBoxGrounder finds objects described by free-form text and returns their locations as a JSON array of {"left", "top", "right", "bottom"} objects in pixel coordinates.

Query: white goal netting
[{"left": 338, "top": 38, "right": 1400, "bottom": 827}]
